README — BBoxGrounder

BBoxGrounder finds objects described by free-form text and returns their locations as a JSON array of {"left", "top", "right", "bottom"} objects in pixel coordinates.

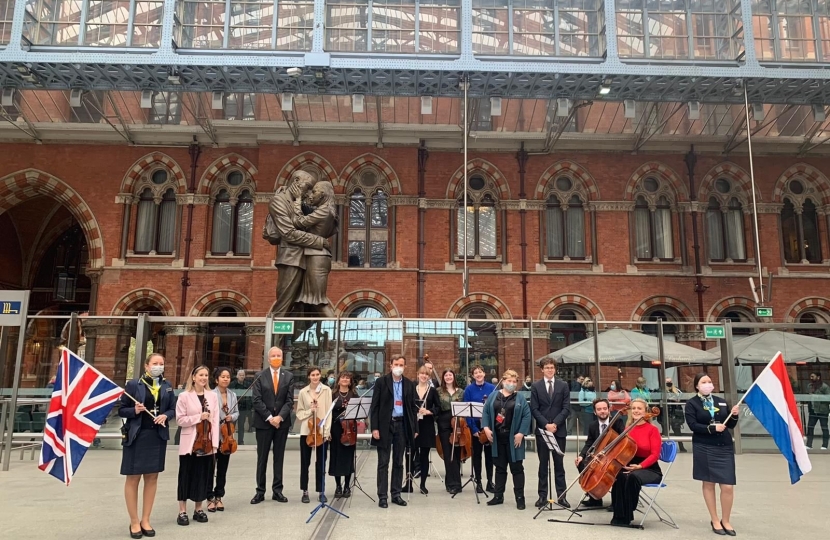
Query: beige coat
[{"left": 296, "top": 384, "right": 333, "bottom": 438}]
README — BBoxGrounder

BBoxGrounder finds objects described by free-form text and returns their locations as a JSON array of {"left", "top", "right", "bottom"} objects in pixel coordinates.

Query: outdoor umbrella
[{"left": 715, "top": 330, "right": 830, "bottom": 364}]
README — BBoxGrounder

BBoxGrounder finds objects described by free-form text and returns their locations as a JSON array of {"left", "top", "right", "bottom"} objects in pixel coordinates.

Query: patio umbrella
[
  {"left": 715, "top": 330, "right": 830, "bottom": 364},
  {"left": 538, "top": 328, "right": 720, "bottom": 365}
]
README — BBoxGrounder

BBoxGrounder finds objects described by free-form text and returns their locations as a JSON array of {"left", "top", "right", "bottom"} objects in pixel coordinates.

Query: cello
[{"left": 578, "top": 406, "right": 661, "bottom": 500}]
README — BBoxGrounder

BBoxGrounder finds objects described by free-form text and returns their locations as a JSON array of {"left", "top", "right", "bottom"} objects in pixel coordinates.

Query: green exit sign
[
  {"left": 272, "top": 321, "right": 294, "bottom": 334},
  {"left": 704, "top": 325, "right": 725, "bottom": 339},
  {"left": 755, "top": 307, "right": 773, "bottom": 318}
]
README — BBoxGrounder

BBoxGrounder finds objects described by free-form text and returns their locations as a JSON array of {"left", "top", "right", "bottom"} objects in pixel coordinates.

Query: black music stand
[
  {"left": 342, "top": 397, "right": 374, "bottom": 503},
  {"left": 533, "top": 428, "right": 579, "bottom": 520},
  {"left": 449, "top": 402, "right": 488, "bottom": 504}
]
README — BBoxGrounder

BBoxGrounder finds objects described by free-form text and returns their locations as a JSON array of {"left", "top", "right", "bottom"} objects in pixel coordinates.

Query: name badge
[
  {"left": 718, "top": 402, "right": 727, "bottom": 407},
  {"left": 395, "top": 400, "right": 402, "bottom": 407}
]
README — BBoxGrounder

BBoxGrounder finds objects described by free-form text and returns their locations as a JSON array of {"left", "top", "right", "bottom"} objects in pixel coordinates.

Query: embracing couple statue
[{"left": 263, "top": 170, "right": 338, "bottom": 319}]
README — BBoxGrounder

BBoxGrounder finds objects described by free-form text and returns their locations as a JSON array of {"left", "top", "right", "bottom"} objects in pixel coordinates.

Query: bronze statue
[{"left": 264, "top": 171, "right": 337, "bottom": 319}]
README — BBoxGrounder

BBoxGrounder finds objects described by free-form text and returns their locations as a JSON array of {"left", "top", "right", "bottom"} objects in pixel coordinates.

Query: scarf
[{"left": 141, "top": 374, "right": 161, "bottom": 403}]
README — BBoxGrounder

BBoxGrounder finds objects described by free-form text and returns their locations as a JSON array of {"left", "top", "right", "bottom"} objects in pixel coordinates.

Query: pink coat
[{"left": 176, "top": 390, "right": 220, "bottom": 456}]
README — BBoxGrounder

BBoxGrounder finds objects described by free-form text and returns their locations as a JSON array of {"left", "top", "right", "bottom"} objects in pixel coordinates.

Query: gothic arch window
[
  {"left": 544, "top": 175, "right": 587, "bottom": 260},
  {"left": 457, "top": 305, "right": 499, "bottom": 384},
  {"left": 210, "top": 169, "right": 255, "bottom": 256},
  {"left": 706, "top": 178, "right": 747, "bottom": 262},
  {"left": 633, "top": 177, "right": 675, "bottom": 261},
  {"left": 796, "top": 312, "right": 830, "bottom": 339},
  {"left": 347, "top": 169, "right": 389, "bottom": 268},
  {"left": 642, "top": 307, "right": 680, "bottom": 341},
  {"left": 549, "top": 308, "right": 589, "bottom": 353},
  {"left": 780, "top": 179, "right": 824, "bottom": 264},
  {"left": 456, "top": 174, "right": 499, "bottom": 259},
  {"left": 718, "top": 309, "right": 756, "bottom": 336},
  {"left": 133, "top": 169, "right": 178, "bottom": 255}
]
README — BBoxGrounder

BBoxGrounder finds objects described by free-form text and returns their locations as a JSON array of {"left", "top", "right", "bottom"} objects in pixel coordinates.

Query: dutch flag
[{"left": 743, "top": 351, "right": 812, "bottom": 484}]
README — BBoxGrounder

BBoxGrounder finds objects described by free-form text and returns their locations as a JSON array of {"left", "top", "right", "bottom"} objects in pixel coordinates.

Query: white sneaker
[{"left": 822, "top": 447, "right": 828, "bottom": 450}]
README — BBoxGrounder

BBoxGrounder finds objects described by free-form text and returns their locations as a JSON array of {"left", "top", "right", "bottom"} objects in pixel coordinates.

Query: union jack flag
[{"left": 38, "top": 348, "right": 124, "bottom": 485}]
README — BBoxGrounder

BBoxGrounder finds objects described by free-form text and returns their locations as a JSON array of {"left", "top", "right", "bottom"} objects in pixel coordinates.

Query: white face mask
[
  {"left": 149, "top": 365, "right": 164, "bottom": 378},
  {"left": 392, "top": 367, "right": 404, "bottom": 377},
  {"left": 699, "top": 382, "right": 715, "bottom": 396}
]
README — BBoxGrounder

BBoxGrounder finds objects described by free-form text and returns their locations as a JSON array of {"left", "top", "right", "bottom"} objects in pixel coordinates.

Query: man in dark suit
[
  {"left": 575, "top": 398, "right": 625, "bottom": 507},
  {"left": 250, "top": 346, "right": 295, "bottom": 504},
  {"left": 370, "top": 354, "right": 418, "bottom": 508},
  {"left": 530, "top": 358, "right": 571, "bottom": 508}
]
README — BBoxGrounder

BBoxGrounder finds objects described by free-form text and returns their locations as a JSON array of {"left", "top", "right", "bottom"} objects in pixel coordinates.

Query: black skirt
[
  {"left": 693, "top": 443, "right": 736, "bottom": 485},
  {"left": 177, "top": 454, "right": 214, "bottom": 502},
  {"left": 120, "top": 429, "right": 166, "bottom": 476},
  {"left": 329, "top": 421, "right": 356, "bottom": 477}
]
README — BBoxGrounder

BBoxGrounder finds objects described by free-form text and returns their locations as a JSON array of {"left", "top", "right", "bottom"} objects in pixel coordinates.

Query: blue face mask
[
  {"left": 328, "top": 377, "right": 335, "bottom": 385},
  {"left": 610, "top": 384, "right": 617, "bottom": 391}
]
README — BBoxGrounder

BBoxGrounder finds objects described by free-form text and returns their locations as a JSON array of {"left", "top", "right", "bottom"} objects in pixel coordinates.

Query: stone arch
[
  {"left": 333, "top": 289, "right": 400, "bottom": 317},
  {"left": 112, "top": 289, "right": 176, "bottom": 316},
  {"left": 189, "top": 290, "right": 252, "bottom": 316},
  {"left": 773, "top": 163, "right": 830, "bottom": 205},
  {"left": 446, "top": 292, "right": 513, "bottom": 319},
  {"left": 25, "top": 215, "right": 74, "bottom": 285},
  {"left": 538, "top": 294, "right": 605, "bottom": 321},
  {"left": 707, "top": 296, "right": 756, "bottom": 321},
  {"left": 275, "top": 152, "right": 339, "bottom": 191},
  {"left": 0, "top": 169, "right": 105, "bottom": 269},
  {"left": 339, "top": 154, "right": 402, "bottom": 195},
  {"left": 535, "top": 160, "right": 600, "bottom": 201},
  {"left": 623, "top": 162, "right": 688, "bottom": 202},
  {"left": 446, "top": 159, "right": 511, "bottom": 200},
  {"left": 698, "top": 162, "right": 761, "bottom": 203},
  {"left": 121, "top": 152, "right": 187, "bottom": 194},
  {"left": 198, "top": 153, "right": 259, "bottom": 195},
  {"left": 631, "top": 295, "right": 695, "bottom": 322},
  {"left": 785, "top": 296, "right": 830, "bottom": 322}
]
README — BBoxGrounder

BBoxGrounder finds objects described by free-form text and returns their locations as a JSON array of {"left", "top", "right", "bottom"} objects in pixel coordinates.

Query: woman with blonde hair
[{"left": 296, "top": 366, "right": 333, "bottom": 503}]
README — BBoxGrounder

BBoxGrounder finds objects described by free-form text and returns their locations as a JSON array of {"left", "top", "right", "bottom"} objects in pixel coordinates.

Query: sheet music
[
  {"left": 450, "top": 401, "right": 484, "bottom": 418},
  {"left": 342, "top": 397, "right": 372, "bottom": 420},
  {"left": 537, "top": 428, "right": 565, "bottom": 456}
]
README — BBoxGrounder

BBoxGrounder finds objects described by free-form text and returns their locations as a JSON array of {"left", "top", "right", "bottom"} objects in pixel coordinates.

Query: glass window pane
[
  {"left": 235, "top": 201, "right": 253, "bottom": 255},
  {"left": 348, "top": 240, "right": 365, "bottom": 266},
  {"left": 178, "top": 0, "right": 227, "bottom": 48},
  {"left": 370, "top": 241, "right": 387, "bottom": 267},
  {"left": 156, "top": 195, "right": 177, "bottom": 254},
  {"left": 781, "top": 199, "right": 800, "bottom": 263},
  {"left": 326, "top": 0, "right": 369, "bottom": 51},
  {"left": 135, "top": 198, "right": 157, "bottom": 253},
  {"left": 1, "top": 0, "right": 15, "bottom": 46},
  {"left": 546, "top": 205, "right": 564, "bottom": 258},
  {"left": 350, "top": 192, "right": 366, "bottom": 227},
  {"left": 725, "top": 200, "right": 745, "bottom": 260},
  {"left": 372, "top": 0, "right": 416, "bottom": 53},
  {"left": 566, "top": 205, "right": 585, "bottom": 258},
  {"left": 706, "top": 205, "right": 725, "bottom": 261},
  {"left": 478, "top": 205, "right": 497, "bottom": 257},
  {"left": 457, "top": 205, "right": 476, "bottom": 257},
  {"left": 133, "top": 0, "right": 164, "bottom": 47},
  {"left": 419, "top": 0, "right": 460, "bottom": 53},
  {"left": 803, "top": 200, "right": 822, "bottom": 263},
  {"left": 212, "top": 201, "right": 233, "bottom": 253},
  {"left": 371, "top": 192, "right": 388, "bottom": 228},
  {"left": 634, "top": 204, "right": 651, "bottom": 259},
  {"left": 277, "top": 0, "right": 314, "bottom": 51},
  {"left": 654, "top": 206, "right": 673, "bottom": 259}
]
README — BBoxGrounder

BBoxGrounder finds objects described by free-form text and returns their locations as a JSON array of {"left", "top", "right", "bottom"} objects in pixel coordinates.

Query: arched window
[
  {"left": 549, "top": 309, "right": 588, "bottom": 352},
  {"left": 134, "top": 184, "right": 176, "bottom": 255},
  {"left": 545, "top": 175, "right": 587, "bottom": 260},
  {"left": 204, "top": 306, "right": 246, "bottom": 373},
  {"left": 210, "top": 170, "right": 254, "bottom": 256},
  {"left": 347, "top": 169, "right": 389, "bottom": 268},
  {"left": 458, "top": 306, "right": 499, "bottom": 385},
  {"left": 633, "top": 177, "right": 674, "bottom": 261},
  {"left": 706, "top": 178, "right": 747, "bottom": 262},
  {"left": 456, "top": 174, "right": 498, "bottom": 259},
  {"left": 719, "top": 309, "right": 755, "bottom": 336},
  {"left": 642, "top": 308, "right": 679, "bottom": 341},
  {"left": 780, "top": 179, "right": 824, "bottom": 264},
  {"left": 796, "top": 312, "right": 830, "bottom": 339}
]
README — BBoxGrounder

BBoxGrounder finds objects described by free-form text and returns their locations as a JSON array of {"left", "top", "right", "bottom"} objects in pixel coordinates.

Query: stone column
[{"left": 81, "top": 318, "right": 135, "bottom": 384}]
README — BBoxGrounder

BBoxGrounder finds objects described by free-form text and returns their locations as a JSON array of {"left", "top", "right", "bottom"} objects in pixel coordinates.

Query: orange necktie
[{"left": 273, "top": 370, "right": 279, "bottom": 394}]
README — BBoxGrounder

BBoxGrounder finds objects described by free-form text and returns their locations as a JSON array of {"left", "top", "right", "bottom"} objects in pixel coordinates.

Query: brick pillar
[
  {"left": 498, "top": 327, "right": 527, "bottom": 378},
  {"left": 81, "top": 319, "right": 134, "bottom": 384},
  {"left": 162, "top": 324, "right": 207, "bottom": 388},
  {"left": 245, "top": 323, "right": 265, "bottom": 372}
]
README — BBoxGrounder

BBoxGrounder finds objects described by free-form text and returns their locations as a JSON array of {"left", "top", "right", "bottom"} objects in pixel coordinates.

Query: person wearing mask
[
  {"left": 522, "top": 376, "right": 533, "bottom": 392},
  {"left": 207, "top": 367, "right": 239, "bottom": 512},
  {"left": 412, "top": 365, "right": 439, "bottom": 494},
  {"left": 685, "top": 373, "right": 740, "bottom": 536},
  {"left": 370, "top": 355, "right": 418, "bottom": 508},
  {"left": 574, "top": 398, "right": 625, "bottom": 508},
  {"left": 530, "top": 358, "right": 571, "bottom": 509},
  {"left": 609, "top": 398, "right": 662, "bottom": 527},
  {"left": 230, "top": 369, "right": 252, "bottom": 444},
  {"left": 325, "top": 370, "right": 337, "bottom": 389},
  {"left": 606, "top": 380, "right": 630, "bottom": 424},
  {"left": 577, "top": 378, "right": 597, "bottom": 436},
  {"left": 355, "top": 379, "right": 367, "bottom": 392},
  {"left": 806, "top": 372, "right": 830, "bottom": 450},
  {"left": 120, "top": 353, "right": 176, "bottom": 539},
  {"left": 296, "top": 366, "right": 333, "bottom": 503},
  {"left": 631, "top": 377, "right": 651, "bottom": 402},
  {"left": 330, "top": 371, "right": 357, "bottom": 498},
  {"left": 664, "top": 377, "right": 687, "bottom": 452},
  {"left": 251, "top": 346, "right": 295, "bottom": 504},
  {"left": 481, "top": 370, "right": 530, "bottom": 510},
  {"left": 175, "top": 365, "right": 220, "bottom": 526},
  {"left": 436, "top": 369, "right": 465, "bottom": 495},
  {"left": 463, "top": 364, "right": 496, "bottom": 493},
  {"left": 567, "top": 375, "right": 585, "bottom": 434}
]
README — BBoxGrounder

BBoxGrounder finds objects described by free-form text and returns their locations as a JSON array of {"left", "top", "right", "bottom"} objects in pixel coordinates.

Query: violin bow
[{"left": 223, "top": 369, "right": 265, "bottom": 418}]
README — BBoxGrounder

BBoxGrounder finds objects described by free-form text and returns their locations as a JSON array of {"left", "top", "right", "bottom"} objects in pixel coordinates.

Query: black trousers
[
  {"left": 300, "top": 437, "right": 326, "bottom": 492},
  {"left": 611, "top": 466, "right": 662, "bottom": 523},
  {"left": 254, "top": 425, "right": 289, "bottom": 495},
  {"left": 536, "top": 434, "right": 566, "bottom": 499},
  {"left": 417, "top": 447, "right": 431, "bottom": 488},
  {"left": 493, "top": 437, "right": 524, "bottom": 500},
  {"left": 208, "top": 452, "right": 231, "bottom": 499},
  {"left": 334, "top": 473, "right": 352, "bottom": 488},
  {"left": 376, "top": 419, "right": 406, "bottom": 500},
  {"left": 471, "top": 435, "right": 493, "bottom": 484},
  {"left": 437, "top": 427, "right": 462, "bottom": 491},
  {"left": 807, "top": 413, "right": 829, "bottom": 448}
]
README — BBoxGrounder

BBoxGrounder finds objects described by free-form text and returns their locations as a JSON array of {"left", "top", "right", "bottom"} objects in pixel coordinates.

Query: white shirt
[
  {"left": 598, "top": 420, "right": 609, "bottom": 433},
  {"left": 266, "top": 367, "right": 281, "bottom": 422}
]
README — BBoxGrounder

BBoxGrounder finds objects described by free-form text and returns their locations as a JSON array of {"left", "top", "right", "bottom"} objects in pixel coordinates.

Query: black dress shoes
[
  {"left": 129, "top": 526, "right": 143, "bottom": 539},
  {"left": 535, "top": 496, "right": 547, "bottom": 508},
  {"left": 516, "top": 497, "right": 526, "bottom": 510},
  {"left": 177, "top": 513, "right": 189, "bottom": 526},
  {"left": 581, "top": 497, "right": 603, "bottom": 508},
  {"left": 711, "top": 522, "right": 727, "bottom": 536},
  {"left": 343, "top": 487, "right": 352, "bottom": 498},
  {"left": 250, "top": 493, "right": 265, "bottom": 504},
  {"left": 391, "top": 496, "right": 408, "bottom": 506},
  {"left": 379, "top": 499, "right": 388, "bottom": 508},
  {"left": 334, "top": 486, "right": 343, "bottom": 498},
  {"left": 721, "top": 521, "right": 736, "bottom": 536},
  {"left": 486, "top": 481, "right": 495, "bottom": 493},
  {"left": 140, "top": 525, "right": 156, "bottom": 537},
  {"left": 192, "top": 510, "right": 208, "bottom": 523},
  {"left": 475, "top": 482, "right": 485, "bottom": 494},
  {"left": 557, "top": 498, "right": 571, "bottom": 509},
  {"left": 486, "top": 496, "right": 504, "bottom": 506},
  {"left": 272, "top": 492, "right": 288, "bottom": 503}
]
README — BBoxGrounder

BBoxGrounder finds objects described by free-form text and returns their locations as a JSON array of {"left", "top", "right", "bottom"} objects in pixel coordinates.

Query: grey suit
[{"left": 268, "top": 186, "right": 325, "bottom": 317}]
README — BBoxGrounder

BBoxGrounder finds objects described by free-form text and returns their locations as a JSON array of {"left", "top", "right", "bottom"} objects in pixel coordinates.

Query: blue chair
[{"left": 637, "top": 440, "right": 679, "bottom": 529}]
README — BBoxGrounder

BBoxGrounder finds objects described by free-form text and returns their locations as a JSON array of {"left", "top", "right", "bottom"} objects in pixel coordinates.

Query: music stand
[
  {"left": 307, "top": 403, "right": 349, "bottom": 524},
  {"left": 339, "top": 397, "right": 374, "bottom": 503},
  {"left": 449, "top": 402, "right": 488, "bottom": 503},
  {"left": 533, "top": 428, "right": 579, "bottom": 520}
]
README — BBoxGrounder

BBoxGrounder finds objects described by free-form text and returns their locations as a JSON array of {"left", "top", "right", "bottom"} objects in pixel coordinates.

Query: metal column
[{"left": 2, "top": 291, "right": 31, "bottom": 471}]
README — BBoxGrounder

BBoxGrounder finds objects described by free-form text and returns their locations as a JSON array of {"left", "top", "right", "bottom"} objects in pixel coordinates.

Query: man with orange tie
[{"left": 251, "top": 346, "right": 295, "bottom": 504}]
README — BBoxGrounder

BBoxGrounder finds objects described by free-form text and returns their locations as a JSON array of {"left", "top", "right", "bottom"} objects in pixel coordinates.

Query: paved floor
[{"left": 1, "top": 446, "right": 828, "bottom": 540}]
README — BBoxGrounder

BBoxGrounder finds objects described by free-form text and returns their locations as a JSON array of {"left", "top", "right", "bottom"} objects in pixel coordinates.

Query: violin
[
  {"left": 578, "top": 406, "right": 660, "bottom": 500},
  {"left": 193, "top": 397, "right": 214, "bottom": 456},
  {"left": 306, "top": 399, "right": 325, "bottom": 448},
  {"left": 339, "top": 395, "right": 358, "bottom": 446},
  {"left": 219, "top": 404, "right": 238, "bottom": 455}
]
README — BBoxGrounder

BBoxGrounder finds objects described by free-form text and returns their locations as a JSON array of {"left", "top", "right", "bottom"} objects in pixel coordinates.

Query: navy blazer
[
  {"left": 118, "top": 378, "right": 177, "bottom": 446},
  {"left": 529, "top": 378, "right": 571, "bottom": 438}
]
